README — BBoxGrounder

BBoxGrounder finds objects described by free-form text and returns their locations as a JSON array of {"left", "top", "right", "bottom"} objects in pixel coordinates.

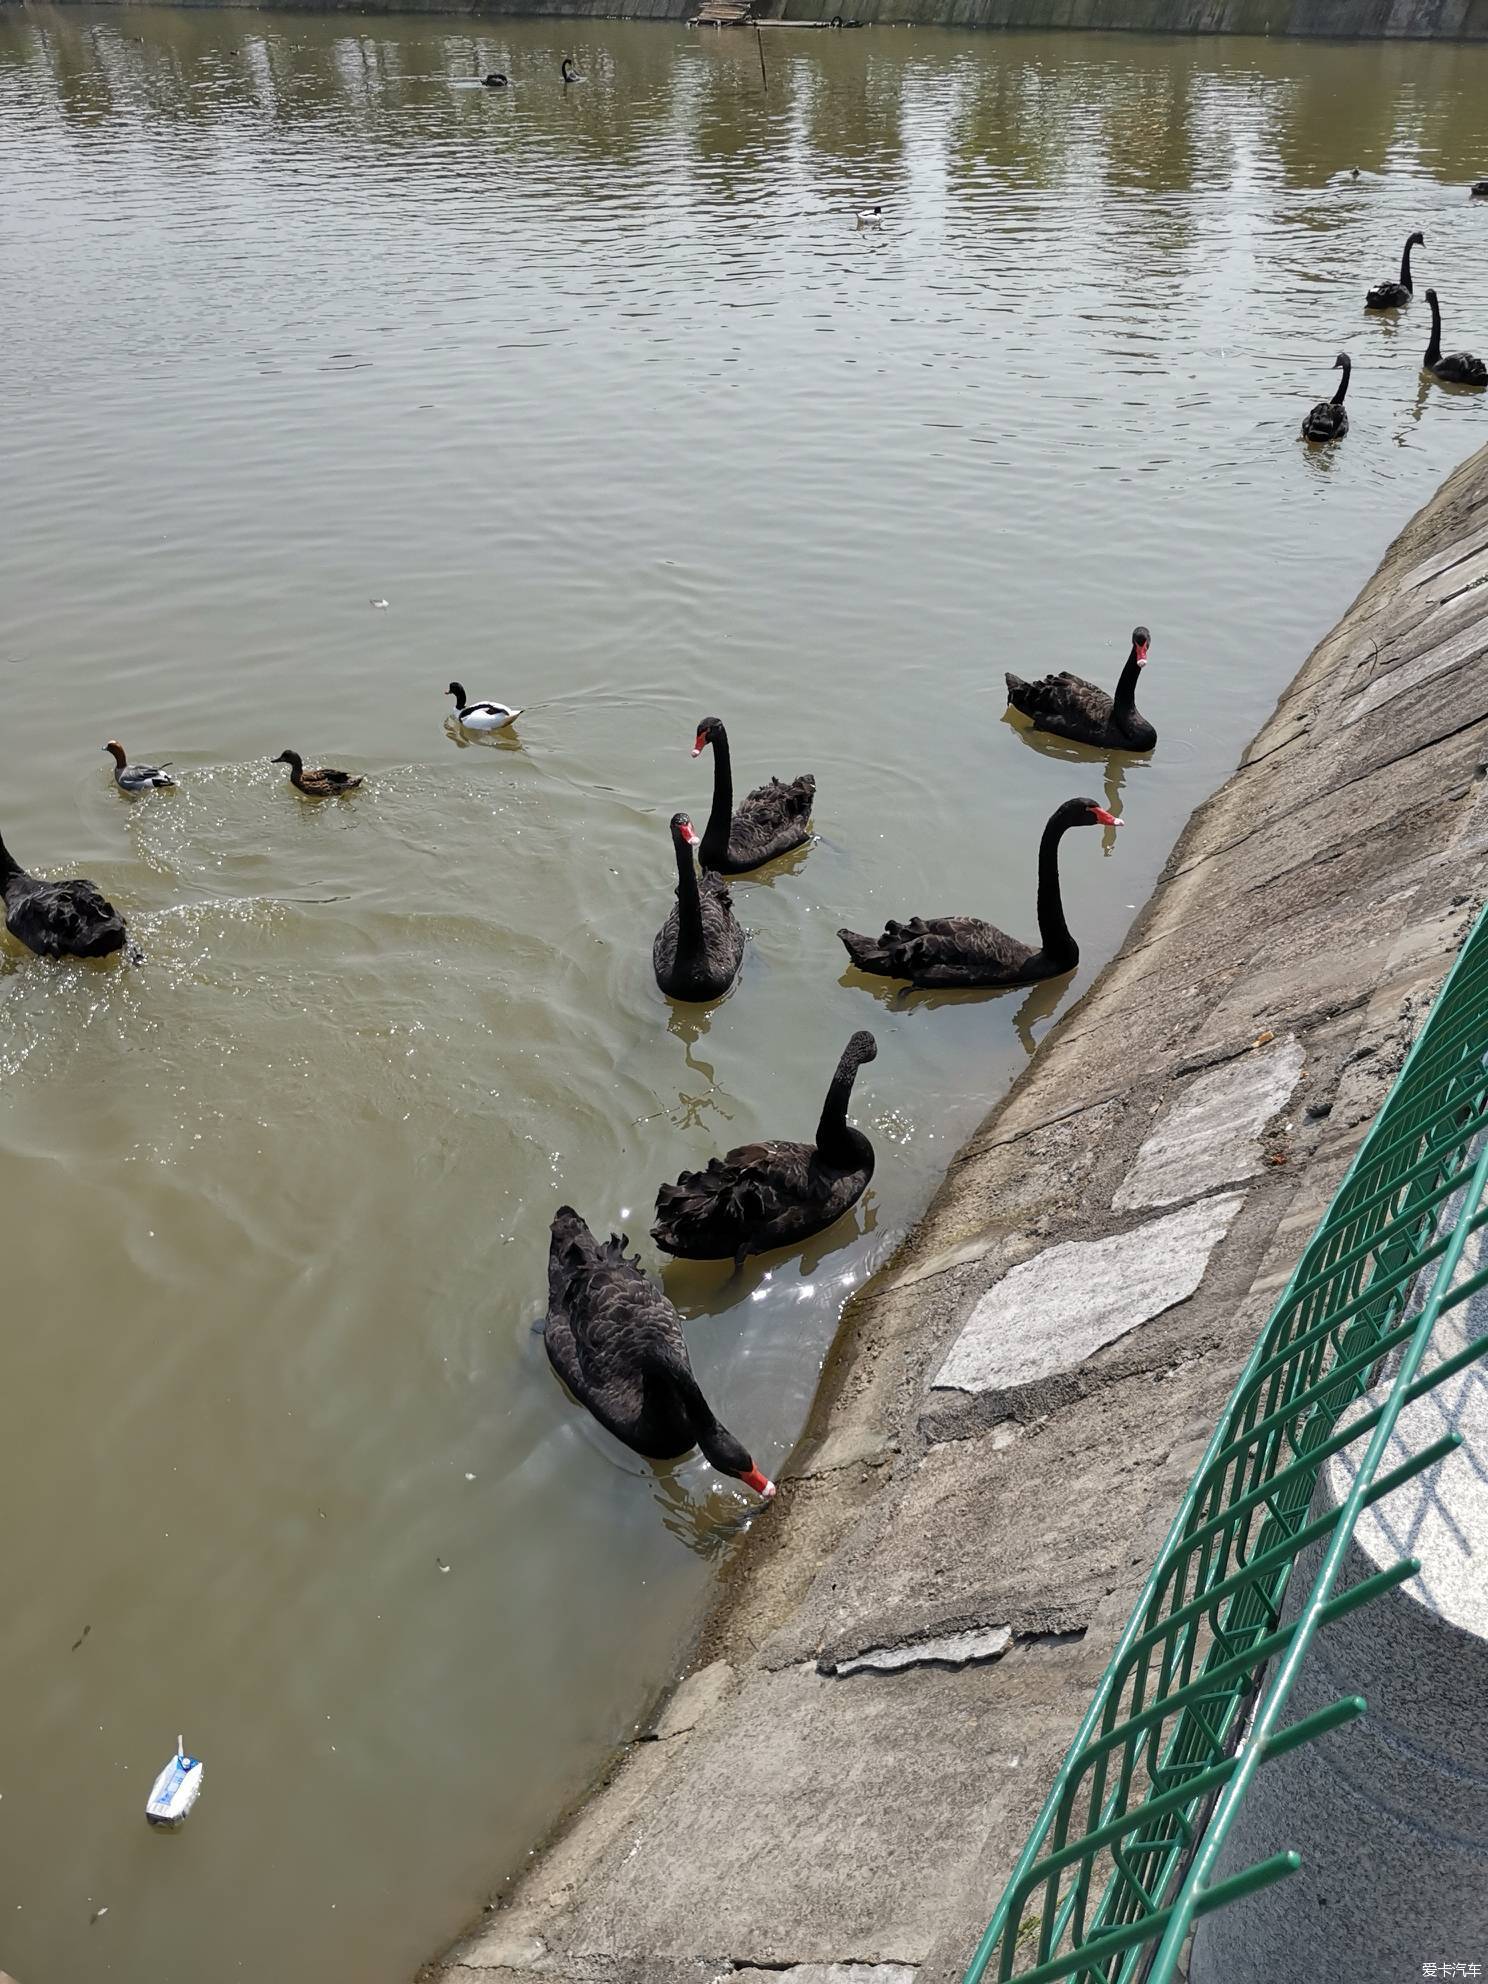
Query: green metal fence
[{"left": 963, "top": 903, "right": 1488, "bottom": 1984}]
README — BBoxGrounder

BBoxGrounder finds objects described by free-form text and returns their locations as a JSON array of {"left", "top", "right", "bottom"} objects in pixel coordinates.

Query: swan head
[
  {"left": 1349, "top": 166, "right": 1360, "bottom": 179},
  {"left": 273, "top": 750, "right": 302, "bottom": 770},
  {"left": 692, "top": 715, "right": 724, "bottom": 759},
  {"left": 671, "top": 812, "right": 702, "bottom": 848},
  {"left": 1068, "top": 795, "right": 1120, "bottom": 830},
  {"left": 1333, "top": 351, "right": 1350, "bottom": 370},
  {"left": 844, "top": 1029, "right": 877, "bottom": 1067},
  {"left": 1409, "top": 230, "right": 1425, "bottom": 247},
  {"left": 1131, "top": 626, "right": 1150, "bottom": 665},
  {"left": 1426, "top": 287, "right": 1439, "bottom": 304},
  {"left": 102, "top": 741, "right": 128, "bottom": 767},
  {"left": 698, "top": 1421, "right": 775, "bottom": 1499}
]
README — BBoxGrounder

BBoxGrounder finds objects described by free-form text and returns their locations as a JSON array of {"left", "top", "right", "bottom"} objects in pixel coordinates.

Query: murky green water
[{"left": 1, "top": 9, "right": 1486, "bottom": 1979}]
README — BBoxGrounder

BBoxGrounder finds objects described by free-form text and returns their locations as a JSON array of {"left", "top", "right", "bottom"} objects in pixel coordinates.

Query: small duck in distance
[
  {"left": 1365, "top": 230, "right": 1424, "bottom": 310},
  {"left": 561, "top": 56, "right": 583, "bottom": 82},
  {"left": 103, "top": 741, "right": 176, "bottom": 794},
  {"left": 1423, "top": 290, "right": 1488, "bottom": 386},
  {"left": 1005, "top": 626, "right": 1156, "bottom": 752},
  {"left": 856, "top": 205, "right": 883, "bottom": 228},
  {"left": 447, "top": 682, "right": 522, "bottom": 732},
  {"left": 482, "top": 70, "right": 509, "bottom": 88},
  {"left": 273, "top": 750, "right": 363, "bottom": 797},
  {"left": 1470, "top": 179, "right": 1488, "bottom": 199},
  {"left": 1300, "top": 352, "right": 1351, "bottom": 441}
]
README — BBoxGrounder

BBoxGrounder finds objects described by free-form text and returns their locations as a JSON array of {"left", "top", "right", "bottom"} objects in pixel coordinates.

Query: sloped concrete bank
[{"left": 425, "top": 441, "right": 1488, "bottom": 1984}]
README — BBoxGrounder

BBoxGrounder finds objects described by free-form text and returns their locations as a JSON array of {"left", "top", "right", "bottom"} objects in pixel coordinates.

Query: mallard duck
[
  {"left": 1300, "top": 353, "right": 1351, "bottom": 441},
  {"left": 448, "top": 682, "right": 522, "bottom": 732},
  {"left": 838, "top": 796, "right": 1118, "bottom": 989},
  {"left": 103, "top": 741, "right": 176, "bottom": 794},
  {"left": 1424, "top": 290, "right": 1488, "bottom": 386},
  {"left": 1, "top": 830, "right": 128, "bottom": 959},
  {"left": 273, "top": 750, "right": 363, "bottom": 797},
  {"left": 693, "top": 715, "right": 814, "bottom": 874},
  {"left": 544, "top": 1206, "right": 775, "bottom": 1497}
]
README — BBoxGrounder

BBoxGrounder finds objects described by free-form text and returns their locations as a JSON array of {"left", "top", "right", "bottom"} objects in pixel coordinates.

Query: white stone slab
[
  {"left": 933, "top": 1194, "right": 1245, "bottom": 1400},
  {"left": 1112, "top": 1035, "right": 1305, "bottom": 1212},
  {"left": 829, "top": 1626, "right": 1012, "bottom": 1679}
]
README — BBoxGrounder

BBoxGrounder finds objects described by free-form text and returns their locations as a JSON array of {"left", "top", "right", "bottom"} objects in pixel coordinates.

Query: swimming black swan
[
  {"left": 1300, "top": 353, "right": 1351, "bottom": 441},
  {"left": 1005, "top": 625, "right": 1156, "bottom": 751},
  {"left": 273, "top": 750, "right": 363, "bottom": 796},
  {"left": 544, "top": 1206, "right": 775, "bottom": 1498},
  {"left": 653, "top": 813, "right": 745, "bottom": 1001},
  {"left": 652, "top": 1031, "right": 877, "bottom": 1266},
  {"left": 560, "top": 57, "right": 582, "bottom": 82},
  {"left": 693, "top": 715, "right": 815, "bottom": 874},
  {"left": 1424, "top": 290, "right": 1488, "bottom": 386},
  {"left": 1365, "top": 230, "right": 1424, "bottom": 310},
  {"left": 1470, "top": 180, "right": 1488, "bottom": 199},
  {"left": 103, "top": 741, "right": 176, "bottom": 793},
  {"left": 0, "top": 830, "right": 128, "bottom": 959},
  {"left": 482, "top": 71, "right": 508, "bottom": 88},
  {"left": 837, "top": 796, "right": 1117, "bottom": 989}
]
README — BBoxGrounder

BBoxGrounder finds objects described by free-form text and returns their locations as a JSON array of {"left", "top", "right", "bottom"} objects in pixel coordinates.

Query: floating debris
[{"left": 144, "top": 1738, "right": 203, "bottom": 1829}]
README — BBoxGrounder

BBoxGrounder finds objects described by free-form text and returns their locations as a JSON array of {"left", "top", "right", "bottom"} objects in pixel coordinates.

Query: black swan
[
  {"left": 1300, "top": 353, "right": 1351, "bottom": 441},
  {"left": 837, "top": 796, "right": 1117, "bottom": 989},
  {"left": 273, "top": 750, "right": 363, "bottom": 797},
  {"left": 652, "top": 1031, "right": 877, "bottom": 1266},
  {"left": 1424, "top": 290, "right": 1488, "bottom": 386},
  {"left": 653, "top": 813, "right": 745, "bottom": 1001},
  {"left": 103, "top": 741, "right": 176, "bottom": 793},
  {"left": 1470, "top": 180, "right": 1488, "bottom": 199},
  {"left": 693, "top": 715, "right": 815, "bottom": 874},
  {"left": 1005, "top": 625, "right": 1156, "bottom": 751},
  {"left": 482, "top": 71, "right": 508, "bottom": 88},
  {"left": 544, "top": 1206, "right": 775, "bottom": 1498},
  {"left": 1365, "top": 230, "right": 1424, "bottom": 310},
  {"left": 0, "top": 830, "right": 128, "bottom": 959},
  {"left": 561, "top": 57, "right": 582, "bottom": 82}
]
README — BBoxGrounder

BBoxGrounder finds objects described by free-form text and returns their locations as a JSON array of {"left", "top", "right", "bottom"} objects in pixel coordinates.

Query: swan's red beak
[
  {"left": 681, "top": 821, "right": 701, "bottom": 846},
  {"left": 1135, "top": 641, "right": 1149, "bottom": 664},
  {"left": 691, "top": 732, "right": 706, "bottom": 758},
  {"left": 741, "top": 1466, "right": 776, "bottom": 1500},
  {"left": 1092, "top": 807, "right": 1121, "bottom": 827}
]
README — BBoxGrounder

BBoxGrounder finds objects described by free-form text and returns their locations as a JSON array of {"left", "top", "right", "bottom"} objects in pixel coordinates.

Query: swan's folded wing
[
  {"left": 654, "top": 1142, "right": 815, "bottom": 1250},
  {"left": 737, "top": 774, "right": 815, "bottom": 836}
]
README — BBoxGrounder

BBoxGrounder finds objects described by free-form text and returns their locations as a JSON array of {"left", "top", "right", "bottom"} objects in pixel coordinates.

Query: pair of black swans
[{"left": 550, "top": 637, "right": 1151, "bottom": 1496}]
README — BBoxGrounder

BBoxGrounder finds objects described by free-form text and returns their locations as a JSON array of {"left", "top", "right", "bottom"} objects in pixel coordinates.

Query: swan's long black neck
[
  {"left": 1034, "top": 814, "right": 1078, "bottom": 972},
  {"left": 815, "top": 1052, "right": 873, "bottom": 1170},
  {"left": 1400, "top": 238, "right": 1417, "bottom": 291},
  {"left": 0, "top": 833, "right": 18, "bottom": 884},
  {"left": 1331, "top": 358, "right": 1351, "bottom": 408},
  {"left": 665, "top": 1354, "right": 755, "bottom": 1478},
  {"left": 701, "top": 730, "right": 734, "bottom": 864},
  {"left": 1426, "top": 295, "right": 1442, "bottom": 366},
  {"left": 673, "top": 829, "right": 705, "bottom": 955},
  {"left": 1112, "top": 647, "right": 1143, "bottom": 717}
]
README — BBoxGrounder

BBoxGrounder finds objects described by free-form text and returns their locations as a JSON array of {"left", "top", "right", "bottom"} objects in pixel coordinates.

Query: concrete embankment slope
[{"left": 426, "top": 439, "right": 1488, "bottom": 1984}]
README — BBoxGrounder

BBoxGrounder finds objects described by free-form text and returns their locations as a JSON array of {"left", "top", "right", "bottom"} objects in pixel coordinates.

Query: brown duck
[{"left": 274, "top": 750, "right": 363, "bottom": 796}]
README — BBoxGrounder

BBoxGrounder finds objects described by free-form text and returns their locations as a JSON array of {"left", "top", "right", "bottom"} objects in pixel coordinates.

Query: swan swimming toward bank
[
  {"left": 653, "top": 814, "right": 745, "bottom": 1002},
  {"left": 1006, "top": 626, "right": 1156, "bottom": 752},
  {"left": 1365, "top": 230, "right": 1423, "bottom": 310},
  {"left": 1301, "top": 353, "right": 1351, "bottom": 441},
  {"left": 693, "top": 715, "right": 814, "bottom": 874},
  {"left": 1423, "top": 290, "right": 1487, "bottom": 386}
]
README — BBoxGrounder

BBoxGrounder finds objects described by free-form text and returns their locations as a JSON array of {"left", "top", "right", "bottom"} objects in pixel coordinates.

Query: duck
[
  {"left": 1365, "top": 230, "right": 1424, "bottom": 310},
  {"left": 273, "top": 750, "right": 363, "bottom": 797},
  {"left": 544, "top": 1206, "right": 775, "bottom": 1498},
  {"left": 1423, "top": 290, "right": 1488, "bottom": 386},
  {"left": 652, "top": 1031, "right": 877, "bottom": 1267},
  {"left": 1470, "top": 180, "right": 1488, "bottom": 199},
  {"left": 481, "top": 70, "right": 509, "bottom": 88},
  {"left": 653, "top": 813, "right": 745, "bottom": 1002},
  {"left": 1300, "top": 352, "right": 1351, "bottom": 441},
  {"left": 447, "top": 682, "right": 522, "bottom": 732},
  {"left": 0, "top": 830, "right": 128, "bottom": 959},
  {"left": 561, "top": 56, "right": 583, "bottom": 82},
  {"left": 856, "top": 205, "right": 883, "bottom": 228},
  {"left": 1005, "top": 626, "right": 1156, "bottom": 751},
  {"left": 102, "top": 740, "right": 176, "bottom": 793},
  {"left": 838, "top": 795, "right": 1118, "bottom": 989},
  {"left": 692, "top": 715, "right": 814, "bottom": 874}
]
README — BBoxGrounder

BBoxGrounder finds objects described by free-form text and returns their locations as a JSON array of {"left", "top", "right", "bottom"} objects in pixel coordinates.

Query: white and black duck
[
  {"left": 448, "top": 681, "right": 522, "bottom": 732},
  {"left": 1365, "top": 230, "right": 1424, "bottom": 310},
  {"left": 103, "top": 740, "right": 176, "bottom": 793},
  {"left": 838, "top": 796, "right": 1117, "bottom": 989},
  {"left": 653, "top": 813, "right": 745, "bottom": 1001},
  {"left": 652, "top": 1031, "right": 877, "bottom": 1267},
  {"left": 1424, "top": 290, "right": 1488, "bottom": 386},
  {"left": 1301, "top": 353, "right": 1351, "bottom": 441},
  {"left": 0, "top": 830, "right": 128, "bottom": 959},
  {"left": 1005, "top": 626, "right": 1156, "bottom": 752},
  {"left": 543, "top": 1206, "right": 775, "bottom": 1498},
  {"left": 693, "top": 715, "right": 814, "bottom": 874}
]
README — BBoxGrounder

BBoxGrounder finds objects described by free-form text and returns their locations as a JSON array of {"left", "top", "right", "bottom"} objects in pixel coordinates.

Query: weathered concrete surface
[
  {"left": 1111, "top": 1033, "right": 1304, "bottom": 1210},
  {"left": 425, "top": 448, "right": 1488, "bottom": 1984}
]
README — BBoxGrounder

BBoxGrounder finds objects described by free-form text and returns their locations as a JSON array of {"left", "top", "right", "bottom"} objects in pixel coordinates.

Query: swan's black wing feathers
[
  {"left": 4, "top": 874, "right": 128, "bottom": 959},
  {"left": 838, "top": 914, "right": 1034, "bottom": 987},
  {"left": 723, "top": 774, "right": 815, "bottom": 869}
]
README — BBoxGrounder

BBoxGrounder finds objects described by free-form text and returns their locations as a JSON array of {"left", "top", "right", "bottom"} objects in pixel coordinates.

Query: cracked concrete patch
[
  {"left": 932, "top": 1193, "right": 1246, "bottom": 1403},
  {"left": 823, "top": 1626, "right": 1012, "bottom": 1679},
  {"left": 726, "top": 1968, "right": 918, "bottom": 1983},
  {"left": 652, "top": 1661, "right": 735, "bottom": 1740},
  {"left": 1112, "top": 1034, "right": 1304, "bottom": 1211}
]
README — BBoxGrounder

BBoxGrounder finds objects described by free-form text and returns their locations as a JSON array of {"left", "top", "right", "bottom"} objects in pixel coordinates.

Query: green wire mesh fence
[{"left": 963, "top": 902, "right": 1488, "bottom": 1984}]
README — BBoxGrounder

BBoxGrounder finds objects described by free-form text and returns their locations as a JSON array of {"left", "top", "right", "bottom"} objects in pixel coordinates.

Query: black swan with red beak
[
  {"left": 838, "top": 796, "right": 1117, "bottom": 988},
  {"left": 1005, "top": 626, "right": 1156, "bottom": 751},
  {"left": 544, "top": 1206, "right": 775, "bottom": 1499},
  {"left": 652, "top": 1031, "right": 877, "bottom": 1266},
  {"left": 653, "top": 813, "right": 745, "bottom": 1001},
  {"left": 0, "top": 830, "right": 128, "bottom": 960},
  {"left": 693, "top": 716, "right": 815, "bottom": 874}
]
